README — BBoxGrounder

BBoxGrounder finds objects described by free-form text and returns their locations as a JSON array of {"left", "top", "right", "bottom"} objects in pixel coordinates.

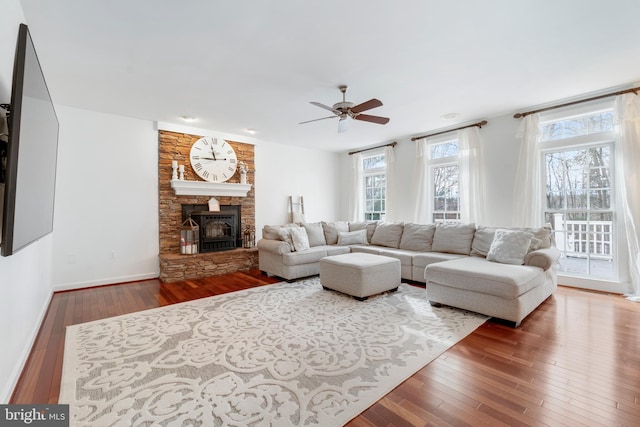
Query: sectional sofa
[{"left": 257, "top": 221, "right": 560, "bottom": 326}]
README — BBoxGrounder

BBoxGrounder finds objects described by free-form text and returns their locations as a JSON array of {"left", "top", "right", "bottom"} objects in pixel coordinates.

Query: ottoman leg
[
  {"left": 353, "top": 295, "right": 368, "bottom": 301},
  {"left": 388, "top": 287, "right": 398, "bottom": 293},
  {"left": 429, "top": 301, "right": 442, "bottom": 307}
]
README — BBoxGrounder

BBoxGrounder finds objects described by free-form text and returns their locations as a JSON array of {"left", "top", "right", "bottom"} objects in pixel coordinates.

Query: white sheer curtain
[
  {"left": 512, "top": 114, "right": 543, "bottom": 227},
  {"left": 349, "top": 152, "right": 364, "bottom": 221},
  {"left": 458, "top": 127, "right": 485, "bottom": 224},
  {"left": 384, "top": 145, "right": 397, "bottom": 222},
  {"left": 413, "top": 140, "right": 429, "bottom": 223},
  {"left": 615, "top": 93, "right": 640, "bottom": 301}
]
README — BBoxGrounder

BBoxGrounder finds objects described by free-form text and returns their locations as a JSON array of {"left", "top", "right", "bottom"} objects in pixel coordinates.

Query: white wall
[
  {"left": 0, "top": 1, "right": 55, "bottom": 403},
  {"left": 51, "top": 106, "right": 159, "bottom": 289},
  {"left": 255, "top": 141, "right": 341, "bottom": 236}
]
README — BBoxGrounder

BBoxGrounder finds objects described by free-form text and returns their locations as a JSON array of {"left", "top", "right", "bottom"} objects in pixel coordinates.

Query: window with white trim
[
  {"left": 362, "top": 152, "right": 386, "bottom": 221},
  {"left": 539, "top": 103, "right": 617, "bottom": 280},
  {"left": 428, "top": 138, "right": 460, "bottom": 223}
]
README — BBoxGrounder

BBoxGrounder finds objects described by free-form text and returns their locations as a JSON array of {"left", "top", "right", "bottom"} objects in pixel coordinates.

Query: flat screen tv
[{"left": 1, "top": 24, "right": 59, "bottom": 257}]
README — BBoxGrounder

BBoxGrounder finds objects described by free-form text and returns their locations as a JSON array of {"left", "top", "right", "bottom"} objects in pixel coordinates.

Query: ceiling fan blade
[
  {"left": 353, "top": 114, "right": 390, "bottom": 125},
  {"left": 310, "top": 101, "right": 339, "bottom": 114},
  {"left": 350, "top": 98, "right": 383, "bottom": 114},
  {"left": 299, "top": 115, "right": 337, "bottom": 124},
  {"left": 338, "top": 118, "right": 348, "bottom": 133}
]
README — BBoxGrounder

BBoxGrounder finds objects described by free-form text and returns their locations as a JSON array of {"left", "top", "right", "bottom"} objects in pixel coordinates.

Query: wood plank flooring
[{"left": 10, "top": 270, "right": 640, "bottom": 426}]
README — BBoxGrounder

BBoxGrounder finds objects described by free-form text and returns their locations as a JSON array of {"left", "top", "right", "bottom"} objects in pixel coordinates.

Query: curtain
[
  {"left": 512, "top": 114, "right": 543, "bottom": 227},
  {"left": 384, "top": 145, "right": 397, "bottom": 222},
  {"left": 458, "top": 127, "right": 485, "bottom": 224},
  {"left": 349, "top": 152, "right": 364, "bottom": 221},
  {"left": 615, "top": 94, "right": 640, "bottom": 301},
  {"left": 413, "top": 140, "right": 429, "bottom": 223}
]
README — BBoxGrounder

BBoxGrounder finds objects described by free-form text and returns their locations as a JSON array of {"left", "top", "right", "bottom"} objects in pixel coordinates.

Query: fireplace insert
[{"left": 182, "top": 204, "right": 241, "bottom": 252}]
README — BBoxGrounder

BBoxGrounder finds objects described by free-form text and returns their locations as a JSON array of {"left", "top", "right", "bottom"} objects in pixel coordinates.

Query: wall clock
[{"left": 189, "top": 136, "right": 238, "bottom": 183}]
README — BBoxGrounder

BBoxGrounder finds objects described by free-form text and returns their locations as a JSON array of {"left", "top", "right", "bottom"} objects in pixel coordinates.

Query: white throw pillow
[
  {"left": 303, "top": 222, "right": 326, "bottom": 246},
  {"left": 288, "top": 227, "right": 310, "bottom": 251},
  {"left": 337, "top": 229, "right": 368, "bottom": 245},
  {"left": 487, "top": 229, "right": 534, "bottom": 265}
]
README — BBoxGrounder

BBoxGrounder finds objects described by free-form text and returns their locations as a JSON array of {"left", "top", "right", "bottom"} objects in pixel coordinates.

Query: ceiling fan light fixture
[{"left": 300, "top": 85, "right": 389, "bottom": 132}]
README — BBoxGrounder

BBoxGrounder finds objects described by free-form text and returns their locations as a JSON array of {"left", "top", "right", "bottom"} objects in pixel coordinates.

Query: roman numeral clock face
[{"left": 189, "top": 136, "right": 238, "bottom": 183}]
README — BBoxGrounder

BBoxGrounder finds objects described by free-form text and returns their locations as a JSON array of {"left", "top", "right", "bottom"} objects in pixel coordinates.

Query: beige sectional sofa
[{"left": 257, "top": 220, "right": 560, "bottom": 326}]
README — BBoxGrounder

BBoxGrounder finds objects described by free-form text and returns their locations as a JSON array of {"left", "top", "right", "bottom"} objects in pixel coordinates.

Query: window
[
  {"left": 540, "top": 105, "right": 616, "bottom": 280},
  {"left": 362, "top": 152, "right": 386, "bottom": 220},
  {"left": 429, "top": 139, "right": 460, "bottom": 223}
]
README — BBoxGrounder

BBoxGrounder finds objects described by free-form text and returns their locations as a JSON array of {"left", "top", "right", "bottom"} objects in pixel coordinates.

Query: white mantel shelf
[{"left": 170, "top": 179, "right": 252, "bottom": 197}]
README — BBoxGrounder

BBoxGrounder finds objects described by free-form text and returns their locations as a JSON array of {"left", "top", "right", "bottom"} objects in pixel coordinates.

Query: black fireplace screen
[{"left": 182, "top": 204, "right": 241, "bottom": 252}]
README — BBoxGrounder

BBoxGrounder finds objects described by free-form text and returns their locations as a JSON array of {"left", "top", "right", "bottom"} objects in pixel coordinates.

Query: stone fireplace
[{"left": 158, "top": 130, "right": 256, "bottom": 283}]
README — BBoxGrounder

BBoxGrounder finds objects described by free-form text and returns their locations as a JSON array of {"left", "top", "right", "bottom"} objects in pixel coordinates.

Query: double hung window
[
  {"left": 428, "top": 138, "right": 460, "bottom": 223},
  {"left": 362, "top": 152, "right": 386, "bottom": 221}
]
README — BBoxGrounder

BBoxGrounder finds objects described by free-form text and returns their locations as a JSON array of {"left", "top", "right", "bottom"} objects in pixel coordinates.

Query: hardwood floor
[{"left": 11, "top": 270, "right": 640, "bottom": 426}]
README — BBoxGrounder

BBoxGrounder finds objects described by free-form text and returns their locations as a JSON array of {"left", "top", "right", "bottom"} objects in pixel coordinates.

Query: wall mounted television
[{"left": 1, "top": 24, "right": 59, "bottom": 257}]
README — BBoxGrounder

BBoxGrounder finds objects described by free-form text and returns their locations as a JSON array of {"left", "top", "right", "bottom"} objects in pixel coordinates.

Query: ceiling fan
[{"left": 299, "top": 85, "right": 390, "bottom": 133}]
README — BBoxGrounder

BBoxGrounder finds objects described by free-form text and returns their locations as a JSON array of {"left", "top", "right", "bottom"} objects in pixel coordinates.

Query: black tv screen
[{"left": 1, "top": 24, "right": 59, "bottom": 257}]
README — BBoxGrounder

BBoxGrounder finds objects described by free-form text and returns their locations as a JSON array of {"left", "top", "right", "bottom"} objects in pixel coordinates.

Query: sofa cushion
[
  {"left": 425, "top": 257, "right": 544, "bottom": 299},
  {"left": 370, "top": 222, "right": 404, "bottom": 248},
  {"left": 350, "top": 245, "right": 382, "bottom": 255},
  {"left": 303, "top": 222, "right": 327, "bottom": 247},
  {"left": 399, "top": 223, "right": 436, "bottom": 251},
  {"left": 282, "top": 246, "right": 328, "bottom": 266},
  {"left": 487, "top": 229, "right": 534, "bottom": 265},
  {"left": 322, "top": 221, "right": 349, "bottom": 245},
  {"left": 289, "top": 227, "right": 311, "bottom": 251},
  {"left": 349, "top": 221, "right": 378, "bottom": 243},
  {"left": 470, "top": 226, "right": 495, "bottom": 257},
  {"left": 376, "top": 248, "right": 415, "bottom": 266},
  {"left": 431, "top": 222, "right": 476, "bottom": 255},
  {"left": 337, "top": 229, "right": 368, "bottom": 245},
  {"left": 413, "top": 252, "right": 467, "bottom": 268}
]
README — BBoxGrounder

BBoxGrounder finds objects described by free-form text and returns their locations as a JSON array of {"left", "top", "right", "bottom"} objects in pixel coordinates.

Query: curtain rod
[
  {"left": 348, "top": 141, "right": 397, "bottom": 156},
  {"left": 514, "top": 86, "right": 640, "bottom": 119},
  {"left": 410, "top": 120, "right": 488, "bottom": 142}
]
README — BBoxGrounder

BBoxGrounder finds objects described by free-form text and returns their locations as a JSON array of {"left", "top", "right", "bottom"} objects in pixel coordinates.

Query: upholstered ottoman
[{"left": 320, "top": 253, "right": 401, "bottom": 300}]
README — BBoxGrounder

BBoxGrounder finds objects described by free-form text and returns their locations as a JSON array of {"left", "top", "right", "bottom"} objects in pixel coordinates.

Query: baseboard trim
[
  {"left": 3, "top": 288, "right": 54, "bottom": 404},
  {"left": 53, "top": 272, "right": 159, "bottom": 292}
]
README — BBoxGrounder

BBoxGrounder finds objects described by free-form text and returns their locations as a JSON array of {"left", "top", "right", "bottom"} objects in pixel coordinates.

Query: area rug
[{"left": 59, "top": 277, "right": 487, "bottom": 426}]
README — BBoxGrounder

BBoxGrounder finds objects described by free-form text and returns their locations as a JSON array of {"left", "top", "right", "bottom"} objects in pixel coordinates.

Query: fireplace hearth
[{"left": 182, "top": 204, "right": 242, "bottom": 252}]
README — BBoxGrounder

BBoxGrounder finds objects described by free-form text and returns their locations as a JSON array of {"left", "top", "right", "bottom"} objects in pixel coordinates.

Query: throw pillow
[
  {"left": 370, "top": 222, "right": 404, "bottom": 248},
  {"left": 399, "top": 223, "right": 436, "bottom": 251},
  {"left": 487, "top": 229, "right": 534, "bottom": 265},
  {"left": 303, "top": 222, "right": 326, "bottom": 246},
  {"left": 321, "top": 221, "right": 349, "bottom": 245},
  {"left": 348, "top": 221, "right": 378, "bottom": 243},
  {"left": 470, "top": 226, "right": 496, "bottom": 257},
  {"left": 431, "top": 222, "right": 476, "bottom": 255},
  {"left": 289, "top": 227, "right": 310, "bottom": 251},
  {"left": 263, "top": 223, "right": 300, "bottom": 240},
  {"left": 276, "top": 227, "right": 298, "bottom": 251},
  {"left": 337, "top": 229, "right": 368, "bottom": 246}
]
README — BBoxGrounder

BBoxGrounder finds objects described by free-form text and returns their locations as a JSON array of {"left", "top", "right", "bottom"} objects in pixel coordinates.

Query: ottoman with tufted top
[{"left": 320, "top": 252, "right": 401, "bottom": 300}]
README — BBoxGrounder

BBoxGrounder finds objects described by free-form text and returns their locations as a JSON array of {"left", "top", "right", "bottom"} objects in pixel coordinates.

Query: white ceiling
[{"left": 19, "top": 0, "right": 640, "bottom": 152}]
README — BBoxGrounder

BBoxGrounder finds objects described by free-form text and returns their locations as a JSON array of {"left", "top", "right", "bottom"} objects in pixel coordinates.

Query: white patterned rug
[{"left": 59, "top": 277, "right": 487, "bottom": 426}]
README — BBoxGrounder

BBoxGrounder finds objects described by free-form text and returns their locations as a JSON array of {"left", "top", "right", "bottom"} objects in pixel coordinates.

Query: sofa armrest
[
  {"left": 524, "top": 246, "right": 560, "bottom": 271},
  {"left": 257, "top": 239, "right": 292, "bottom": 255}
]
